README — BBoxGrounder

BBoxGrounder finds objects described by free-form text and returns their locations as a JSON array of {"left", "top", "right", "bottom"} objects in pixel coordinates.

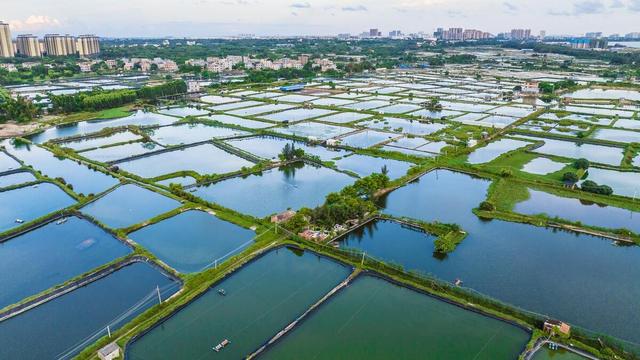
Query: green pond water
[
  {"left": 126, "top": 247, "right": 351, "bottom": 360},
  {"left": 532, "top": 347, "right": 588, "bottom": 360},
  {"left": 262, "top": 275, "right": 529, "bottom": 360}
]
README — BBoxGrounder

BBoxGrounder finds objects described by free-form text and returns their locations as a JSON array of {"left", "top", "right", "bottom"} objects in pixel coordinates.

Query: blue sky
[{"left": 3, "top": 0, "right": 640, "bottom": 37}]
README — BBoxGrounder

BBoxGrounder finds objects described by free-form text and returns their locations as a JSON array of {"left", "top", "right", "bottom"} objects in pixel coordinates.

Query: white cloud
[{"left": 9, "top": 15, "right": 62, "bottom": 31}]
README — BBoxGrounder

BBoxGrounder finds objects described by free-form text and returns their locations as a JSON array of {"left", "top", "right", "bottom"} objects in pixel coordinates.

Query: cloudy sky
[{"left": 3, "top": 0, "right": 640, "bottom": 38}]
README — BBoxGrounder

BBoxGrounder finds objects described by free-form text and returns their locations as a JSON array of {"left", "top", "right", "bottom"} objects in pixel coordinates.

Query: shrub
[
  {"left": 574, "top": 158, "right": 590, "bottom": 170},
  {"left": 479, "top": 201, "right": 496, "bottom": 211},
  {"left": 581, "top": 180, "right": 613, "bottom": 195},
  {"left": 562, "top": 172, "right": 579, "bottom": 183}
]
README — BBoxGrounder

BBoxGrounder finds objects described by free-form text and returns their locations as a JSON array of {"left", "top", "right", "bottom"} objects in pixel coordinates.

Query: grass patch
[{"left": 487, "top": 179, "right": 531, "bottom": 212}]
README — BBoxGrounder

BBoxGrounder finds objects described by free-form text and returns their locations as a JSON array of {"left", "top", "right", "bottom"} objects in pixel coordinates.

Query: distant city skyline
[{"left": 3, "top": 0, "right": 640, "bottom": 38}]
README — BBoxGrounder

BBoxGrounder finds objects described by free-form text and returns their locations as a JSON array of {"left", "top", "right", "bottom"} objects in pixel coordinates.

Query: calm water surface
[
  {"left": 195, "top": 164, "right": 354, "bottom": 217},
  {"left": 129, "top": 210, "right": 254, "bottom": 273},
  {"left": 377, "top": 169, "right": 640, "bottom": 343},
  {"left": 0, "top": 216, "right": 130, "bottom": 308},
  {"left": 127, "top": 247, "right": 350, "bottom": 360},
  {"left": 262, "top": 275, "right": 529, "bottom": 360},
  {"left": 0, "top": 183, "right": 75, "bottom": 232},
  {"left": 0, "top": 261, "right": 179, "bottom": 360},
  {"left": 81, "top": 184, "right": 181, "bottom": 228}
]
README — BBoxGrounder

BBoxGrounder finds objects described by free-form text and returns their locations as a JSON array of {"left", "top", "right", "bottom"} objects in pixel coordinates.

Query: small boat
[
  {"left": 15, "top": 219, "right": 24, "bottom": 224},
  {"left": 454, "top": 278, "right": 463, "bottom": 287},
  {"left": 218, "top": 289, "right": 226, "bottom": 296},
  {"left": 213, "top": 339, "right": 230, "bottom": 352},
  {"left": 56, "top": 217, "right": 68, "bottom": 225}
]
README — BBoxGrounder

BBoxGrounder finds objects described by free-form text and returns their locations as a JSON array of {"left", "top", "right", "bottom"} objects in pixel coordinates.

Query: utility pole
[{"left": 156, "top": 285, "right": 162, "bottom": 304}]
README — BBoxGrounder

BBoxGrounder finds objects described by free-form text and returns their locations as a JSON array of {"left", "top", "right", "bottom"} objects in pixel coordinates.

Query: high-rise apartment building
[
  {"left": 442, "top": 27, "right": 463, "bottom": 41},
  {"left": 77, "top": 35, "right": 100, "bottom": 56},
  {"left": 44, "top": 34, "right": 78, "bottom": 56},
  {"left": 369, "top": 28, "right": 381, "bottom": 37},
  {"left": 463, "top": 29, "right": 493, "bottom": 40},
  {"left": 0, "top": 22, "right": 14, "bottom": 58},
  {"left": 510, "top": 29, "right": 531, "bottom": 40},
  {"left": 16, "top": 34, "right": 42, "bottom": 57}
]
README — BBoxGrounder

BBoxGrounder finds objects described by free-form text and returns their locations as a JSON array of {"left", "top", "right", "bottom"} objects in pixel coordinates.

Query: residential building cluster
[
  {"left": 509, "top": 29, "right": 532, "bottom": 40},
  {"left": 122, "top": 58, "right": 179, "bottom": 72},
  {"left": 185, "top": 55, "right": 336, "bottom": 73},
  {"left": 0, "top": 21, "right": 100, "bottom": 58}
]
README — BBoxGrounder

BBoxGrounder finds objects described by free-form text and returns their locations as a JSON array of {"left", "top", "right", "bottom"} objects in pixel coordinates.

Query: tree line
[{"left": 49, "top": 80, "right": 187, "bottom": 113}]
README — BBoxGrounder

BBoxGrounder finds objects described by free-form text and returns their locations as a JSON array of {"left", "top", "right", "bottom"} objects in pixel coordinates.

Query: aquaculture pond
[
  {"left": 147, "top": 123, "right": 247, "bottom": 145},
  {"left": 513, "top": 189, "right": 640, "bottom": 233},
  {"left": 203, "top": 114, "right": 274, "bottom": 129},
  {"left": 521, "top": 157, "right": 566, "bottom": 175},
  {"left": 591, "top": 128, "right": 640, "bottom": 143},
  {"left": 0, "top": 183, "right": 75, "bottom": 233},
  {"left": 80, "top": 142, "right": 163, "bottom": 163},
  {"left": 564, "top": 88, "right": 640, "bottom": 101},
  {"left": 81, "top": 184, "right": 181, "bottom": 229},
  {"left": 378, "top": 170, "right": 640, "bottom": 343},
  {"left": 5, "top": 143, "right": 119, "bottom": 195},
  {"left": 339, "top": 130, "right": 397, "bottom": 148},
  {"left": 195, "top": 164, "right": 355, "bottom": 217},
  {"left": 28, "top": 111, "right": 177, "bottom": 144},
  {"left": 0, "top": 216, "right": 131, "bottom": 309},
  {"left": 580, "top": 167, "right": 640, "bottom": 198},
  {"left": 262, "top": 275, "right": 529, "bottom": 360},
  {"left": 273, "top": 121, "right": 353, "bottom": 140},
  {"left": 316, "top": 111, "right": 371, "bottom": 124},
  {"left": 0, "top": 171, "right": 36, "bottom": 188},
  {"left": 59, "top": 131, "right": 141, "bottom": 151},
  {"left": 0, "top": 261, "right": 179, "bottom": 360},
  {"left": 467, "top": 139, "right": 531, "bottom": 164},
  {"left": 613, "top": 119, "right": 640, "bottom": 130},
  {"left": 226, "top": 103, "right": 295, "bottom": 117},
  {"left": 126, "top": 247, "right": 351, "bottom": 360},
  {"left": 226, "top": 136, "right": 347, "bottom": 161},
  {"left": 334, "top": 154, "right": 412, "bottom": 179},
  {"left": 117, "top": 144, "right": 254, "bottom": 178},
  {"left": 158, "top": 106, "right": 209, "bottom": 117},
  {"left": 360, "top": 117, "right": 447, "bottom": 136},
  {"left": 527, "top": 137, "right": 624, "bottom": 166},
  {"left": 259, "top": 108, "right": 335, "bottom": 122},
  {"left": 129, "top": 210, "right": 254, "bottom": 273},
  {"left": 532, "top": 347, "right": 588, "bottom": 360},
  {"left": 0, "top": 152, "right": 20, "bottom": 172}
]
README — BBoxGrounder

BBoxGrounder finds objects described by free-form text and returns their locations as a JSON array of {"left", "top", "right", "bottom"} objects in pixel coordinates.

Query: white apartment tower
[
  {"left": 77, "top": 35, "right": 100, "bottom": 56},
  {"left": 44, "top": 34, "right": 77, "bottom": 56},
  {"left": 0, "top": 22, "right": 14, "bottom": 58},
  {"left": 16, "top": 34, "right": 42, "bottom": 57}
]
